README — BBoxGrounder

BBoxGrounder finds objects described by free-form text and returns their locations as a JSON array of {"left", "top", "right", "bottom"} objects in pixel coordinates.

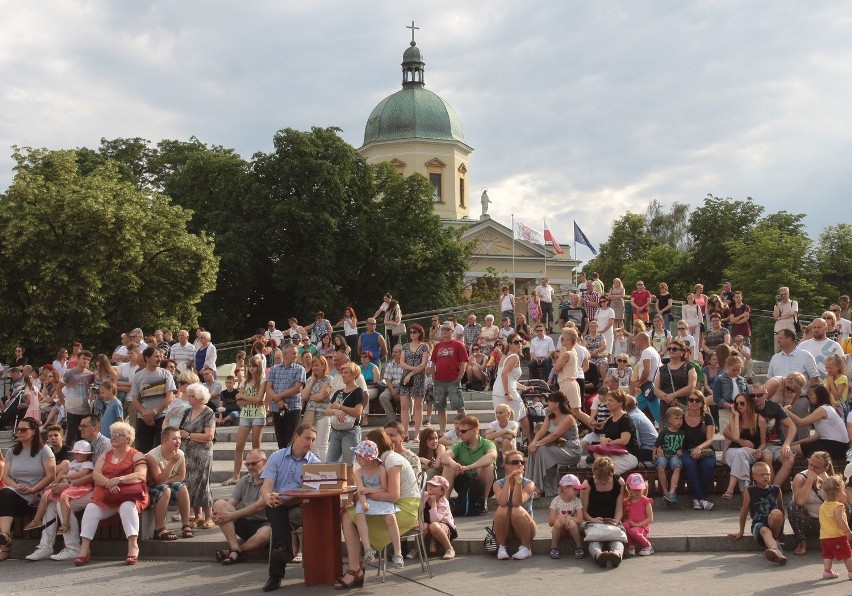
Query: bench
[{"left": 11, "top": 508, "right": 155, "bottom": 541}]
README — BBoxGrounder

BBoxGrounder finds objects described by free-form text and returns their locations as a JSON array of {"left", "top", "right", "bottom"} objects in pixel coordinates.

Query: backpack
[{"left": 450, "top": 472, "right": 486, "bottom": 517}]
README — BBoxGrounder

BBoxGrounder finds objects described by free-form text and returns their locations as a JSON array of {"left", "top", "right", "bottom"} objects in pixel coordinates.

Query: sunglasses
[
  {"left": 617, "top": 359, "right": 628, "bottom": 363},
  {"left": 784, "top": 385, "right": 798, "bottom": 392},
  {"left": 15, "top": 427, "right": 34, "bottom": 433},
  {"left": 677, "top": 327, "right": 688, "bottom": 330},
  {"left": 245, "top": 460, "right": 262, "bottom": 467},
  {"left": 111, "top": 432, "right": 127, "bottom": 439},
  {"left": 735, "top": 401, "right": 747, "bottom": 407},
  {"left": 506, "top": 460, "right": 525, "bottom": 466},
  {"left": 687, "top": 397, "right": 703, "bottom": 403},
  {"left": 511, "top": 340, "right": 523, "bottom": 345},
  {"left": 666, "top": 346, "right": 682, "bottom": 353},
  {"left": 458, "top": 428, "right": 474, "bottom": 434}
]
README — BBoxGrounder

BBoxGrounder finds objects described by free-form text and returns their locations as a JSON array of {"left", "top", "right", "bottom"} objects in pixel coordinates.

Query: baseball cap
[
  {"left": 427, "top": 476, "right": 450, "bottom": 492},
  {"left": 558, "top": 473, "right": 585, "bottom": 490},
  {"left": 70, "top": 440, "right": 93, "bottom": 455},
  {"left": 626, "top": 473, "right": 646, "bottom": 491}
]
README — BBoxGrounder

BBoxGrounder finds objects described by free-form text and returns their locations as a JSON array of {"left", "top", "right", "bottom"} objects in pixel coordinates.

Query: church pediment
[
  {"left": 457, "top": 163, "right": 467, "bottom": 174},
  {"left": 424, "top": 157, "right": 447, "bottom": 169}
]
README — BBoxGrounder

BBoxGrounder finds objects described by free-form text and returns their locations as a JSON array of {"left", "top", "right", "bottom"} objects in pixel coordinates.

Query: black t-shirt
[
  {"left": 682, "top": 413, "right": 715, "bottom": 450},
  {"left": 658, "top": 293, "right": 671, "bottom": 313},
  {"left": 601, "top": 413, "right": 639, "bottom": 456},
  {"left": 220, "top": 388, "right": 239, "bottom": 411},
  {"left": 332, "top": 387, "right": 365, "bottom": 426},
  {"left": 755, "top": 400, "right": 789, "bottom": 444},
  {"left": 54, "top": 445, "right": 72, "bottom": 463}
]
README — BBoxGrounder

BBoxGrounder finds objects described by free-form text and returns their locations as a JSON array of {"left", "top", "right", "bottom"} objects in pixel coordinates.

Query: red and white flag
[{"left": 543, "top": 221, "right": 564, "bottom": 254}]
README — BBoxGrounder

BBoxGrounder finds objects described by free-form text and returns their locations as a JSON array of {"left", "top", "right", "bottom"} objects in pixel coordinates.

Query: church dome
[{"left": 362, "top": 41, "right": 466, "bottom": 146}]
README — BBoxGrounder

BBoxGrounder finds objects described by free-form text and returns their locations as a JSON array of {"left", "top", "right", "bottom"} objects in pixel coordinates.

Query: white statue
[{"left": 481, "top": 188, "right": 492, "bottom": 216}]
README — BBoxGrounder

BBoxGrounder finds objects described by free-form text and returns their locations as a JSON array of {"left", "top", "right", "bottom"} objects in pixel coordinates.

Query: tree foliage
[
  {"left": 814, "top": 224, "right": 852, "bottom": 298},
  {"left": 0, "top": 147, "right": 218, "bottom": 356}
]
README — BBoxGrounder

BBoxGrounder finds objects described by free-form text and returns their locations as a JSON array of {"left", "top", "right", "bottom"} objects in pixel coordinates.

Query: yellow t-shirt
[
  {"left": 824, "top": 374, "right": 849, "bottom": 405},
  {"left": 819, "top": 500, "right": 847, "bottom": 539}
]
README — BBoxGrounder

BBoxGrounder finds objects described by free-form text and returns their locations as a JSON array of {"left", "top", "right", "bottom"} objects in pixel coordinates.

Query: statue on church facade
[{"left": 481, "top": 188, "right": 492, "bottom": 216}]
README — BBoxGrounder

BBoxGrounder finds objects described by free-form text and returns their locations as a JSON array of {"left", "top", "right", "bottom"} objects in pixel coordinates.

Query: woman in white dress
[
  {"left": 683, "top": 293, "right": 703, "bottom": 362},
  {"left": 492, "top": 333, "right": 531, "bottom": 441},
  {"left": 595, "top": 297, "right": 616, "bottom": 364}
]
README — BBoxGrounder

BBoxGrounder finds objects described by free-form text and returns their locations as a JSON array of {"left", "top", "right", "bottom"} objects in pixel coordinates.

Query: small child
[
  {"left": 351, "top": 440, "right": 403, "bottom": 568},
  {"left": 622, "top": 473, "right": 654, "bottom": 556},
  {"left": 25, "top": 441, "right": 94, "bottom": 532},
  {"left": 487, "top": 404, "right": 519, "bottom": 456},
  {"left": 419, "top": 475, "right": 457, "bottom": 559},
  {"left": 99, "top": 380, "right": 124, "bottom": 436},
  {"left": 217, "top": 376, "right": 240, "bottom": 426},
  {"left": 528, "top": 395, "right": 546, "bottom": 418},
  {"left": 729, "top": 461, "right": 787, "bottom": 566},
  {"left": 653, "top": 407, "right": 685, "bottom": 504},
  {"left": 818, "top": 475, "right": 852, "bottom": 580},
  {"left": 548, "top": 473, "right": 586, "bottom": 559}
]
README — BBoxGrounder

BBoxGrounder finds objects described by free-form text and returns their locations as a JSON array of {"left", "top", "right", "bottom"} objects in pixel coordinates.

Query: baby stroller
[{"left": 517, "top": 378, "right": 551, "bottom": 453}]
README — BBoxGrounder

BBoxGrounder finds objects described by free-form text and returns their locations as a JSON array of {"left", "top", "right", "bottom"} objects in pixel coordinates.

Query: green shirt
[{"left": 450, "top": 436, "right": 497, "bottom": 476}]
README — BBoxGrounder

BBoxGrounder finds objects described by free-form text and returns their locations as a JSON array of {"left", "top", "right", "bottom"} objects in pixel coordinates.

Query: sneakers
[
  {"left": 442, "top": 548, "right": 455, "bottom": 560},
  {"left": 625, "top": 546, "right": 636, "bottom": 556},
  {"left": 764, "top": 548, "right": 786, "bottom": 565},
  {"left": 512, "top": 546, "right": 532, "bottom": 560},
  {"left": 405, "top": 548, "right": 419, "bottom": 560},
  {"left": 823, "top": 569, "right": 839, "bottom": 580},
  {"left": 692, "top": 499, "right": 702, "bottom": 510},
  {"left": 638, "top": 547, "right": 655, "bottom": 556},
  {"left": 663, "top": 492, "right": 677, "bottom": 504},
  {"left": 700, "top": 500, "right": 714, "bottom": 511},
  {"left": 424, "top": 416, "right": 432, "bottom": 426},
  {"left": 574, "top": 548, "right": 585, "bottom": 559},
  {"left": 497, "top": 545, "right": 510, "bottom": 560},
  {"left": 25, "top": 546, "right": 54, "bottom": 561},
  {"left": 549, "top": 547, "right": 560, "bottom": 559},
  {"left": 363, "top": 547, "right": 377, "bottom": 563},
  {"left": 50, "top": 547, "right": 79, "bottom": 561},
  {"left": 392, "top": 554, "right": 404, "bottom": 569}
]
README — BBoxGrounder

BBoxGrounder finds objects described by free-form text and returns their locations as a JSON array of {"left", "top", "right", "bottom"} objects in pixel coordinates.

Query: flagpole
[
  {"left": 511, "top": 214, "right": 516, "bottom": 295},
  {"left": 543, "top": 218, "right": 547, "bottom": 278}
]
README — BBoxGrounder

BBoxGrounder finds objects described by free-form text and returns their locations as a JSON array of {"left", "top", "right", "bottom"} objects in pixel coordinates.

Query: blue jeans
[
  {"left": 636, "top": 382, "right": 660, "bottom": 422},
  {"left": 681, "top": 450, "right": 715, "bottom": 501},
  {"left": 327, "top": 426, "right": 361, "bottom": 466}
]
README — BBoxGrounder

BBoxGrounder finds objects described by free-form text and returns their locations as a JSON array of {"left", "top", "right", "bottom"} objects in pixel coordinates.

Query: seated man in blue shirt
[{"left": 260, "top": 424, "right": 320, "bottom": 592}]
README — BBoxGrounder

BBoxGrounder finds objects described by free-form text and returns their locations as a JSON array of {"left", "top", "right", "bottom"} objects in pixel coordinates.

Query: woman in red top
[{"left": 75, "top": 421, "right": 149, "bottom": 566}]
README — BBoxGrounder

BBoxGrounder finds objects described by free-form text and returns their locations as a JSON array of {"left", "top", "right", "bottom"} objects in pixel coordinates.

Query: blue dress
[{"left": 356, "top": 469, "right": 401, "bottom": 516}]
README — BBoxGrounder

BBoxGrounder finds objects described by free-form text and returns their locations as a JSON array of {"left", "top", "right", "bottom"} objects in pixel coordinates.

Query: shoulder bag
[{"left": 329, "top": 389, "right": 357, "bottom": 431}]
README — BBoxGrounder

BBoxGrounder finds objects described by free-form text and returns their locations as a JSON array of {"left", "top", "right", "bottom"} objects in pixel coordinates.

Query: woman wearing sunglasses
[
  {"left": 0, "top": 417, "right": 56, "bottom": 561},
  {"left": 680, "top": 390, "right": 717, "bottom": 512},
  {"left": 653, "top": 339, "right": 697, "bottom": 424},
  {"left": 721, "top": 393, "right": 766, "bottom": 500}
]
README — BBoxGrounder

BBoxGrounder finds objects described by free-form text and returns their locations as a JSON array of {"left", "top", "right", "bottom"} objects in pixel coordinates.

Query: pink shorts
[
  {"left": 48, "top": 485, "right": 94, "bottom": 502},
  {"left": 820, "top": 536, "right": 852, "bottom": 560}
]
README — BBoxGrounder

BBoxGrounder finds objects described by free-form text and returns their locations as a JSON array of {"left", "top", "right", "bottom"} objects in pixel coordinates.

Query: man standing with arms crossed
[
  {"left": 265, "top": 345, "right": 306, "bottom": 449},
  {"left": 430, "top": 322, "right": 469, "bottom": 436}
]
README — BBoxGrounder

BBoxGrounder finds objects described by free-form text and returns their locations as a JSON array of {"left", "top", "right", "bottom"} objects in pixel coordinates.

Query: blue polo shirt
[{"left": 261, "top": 446, "right": 321, "bottom": 493}]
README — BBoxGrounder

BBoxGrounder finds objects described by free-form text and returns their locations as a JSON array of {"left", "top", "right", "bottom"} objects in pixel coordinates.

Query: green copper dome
[{"left": 362, "top": 41, "right": 466, "bottom": 146}]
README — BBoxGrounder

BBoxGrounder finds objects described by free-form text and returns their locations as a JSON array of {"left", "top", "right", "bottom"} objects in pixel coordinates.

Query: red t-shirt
[
  {"left": 631, "top": 290, "right": 652, "bottom": 313},
  {"left": 730, "top": 304, "right": 752, "bottom": 337},
  {"left": 431, "top": 340, "right": 469, "bottom": 383}
]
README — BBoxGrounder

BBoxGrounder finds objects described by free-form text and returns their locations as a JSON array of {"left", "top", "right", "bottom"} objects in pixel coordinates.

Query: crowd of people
[{"left": 2, "top": 284, "right": 852, "bottom": 585}]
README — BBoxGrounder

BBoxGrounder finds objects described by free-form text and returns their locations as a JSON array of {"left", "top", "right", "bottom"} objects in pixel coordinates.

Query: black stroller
[{"left": 517, "top": 378, "right": 551, "bottom": 453}]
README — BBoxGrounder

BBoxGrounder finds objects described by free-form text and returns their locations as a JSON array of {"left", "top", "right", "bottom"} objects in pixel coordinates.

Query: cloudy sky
[{"left": 2, "top": 1, "right": 850, "bottom": 263}]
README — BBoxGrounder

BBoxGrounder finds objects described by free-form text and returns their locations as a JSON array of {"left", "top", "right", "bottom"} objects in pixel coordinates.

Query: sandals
[
  {"left": 0, "top": 532, "right": 10, "bottom": 547},
  {"left": 153, "top": 527, "right": 178, "bottom": 541},
  {"left": 215, "top": 548, "right": 230, "bottom": 562},
  {"left": 222, "top": 548, "right": 243, "bottom": 566},
  {"left": 721, "top": 491, "right": 734, "bottom": 500},
  {"left": 292, "top": 552, "right": 303, "bottom": 564},
  {"left": 794, "top": 540, "right": 807, "bottom": 556},
  {"left": 0, "top": 545, "right": 11, "bottom": 562},
  {"left": 23, "top": 520, "right": 45, "bottom": 531},
  {"left": 334, "top": 568, "right": 365, "bottom": 590},
  {"left": 74, "top": 552, "right": 91, "bottom": 566},
  {"left": 196, "top": 519, "right": 215, "bottom": 530},
  {"left": 221, "top": 477, "right": 239, "bottom": 486},
  {"left": 182, "top": 525, "right": 195, "bottom": 538},
  {"left": 57, "top": 524, "right": 70, "bottom": 535}
]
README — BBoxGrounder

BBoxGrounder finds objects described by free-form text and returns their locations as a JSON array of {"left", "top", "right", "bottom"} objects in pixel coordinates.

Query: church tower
[{"left": 359, "top": 25, "right": 473, "bottom": 221}]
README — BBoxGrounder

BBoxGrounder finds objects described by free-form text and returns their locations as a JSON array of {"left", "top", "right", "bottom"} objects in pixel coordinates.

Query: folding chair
[{"left": 377, "top": 471, "right": 432, "bottom": 582}]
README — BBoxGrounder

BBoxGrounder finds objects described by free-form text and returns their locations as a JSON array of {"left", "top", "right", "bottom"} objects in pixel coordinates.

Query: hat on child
[
  {"left": 626, "top": 473, "right": 646, "bottom": 491},
  {"left": 427, "top": 476, "right": 450, "bottom": 492},
  {"left": 69, "top": 440, "right": 93, "bottom": 455},
  {"left": 558, "top": 473, "right": 585, "bottom": 490},
  {"left": 350, "top": 440, "right": 379, "bottom": 461}
]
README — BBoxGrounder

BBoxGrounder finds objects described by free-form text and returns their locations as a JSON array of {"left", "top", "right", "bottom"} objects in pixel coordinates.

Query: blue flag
[{"left": 573, "top": 221, "right": 597, "bottom": 255}]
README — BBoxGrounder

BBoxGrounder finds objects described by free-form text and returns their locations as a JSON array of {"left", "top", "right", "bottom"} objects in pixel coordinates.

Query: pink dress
[
  {"left": 622, "top": 496, "right": 653, "bottom": 548},
  {"left": 24, "top": 388, "right": 41, "bottom": 423},
  {"left": 529, "top": 299, "right": 542, "bottom": 321},
  {"left": 48, "top": 460, "right": 95, "bottom": 501}
]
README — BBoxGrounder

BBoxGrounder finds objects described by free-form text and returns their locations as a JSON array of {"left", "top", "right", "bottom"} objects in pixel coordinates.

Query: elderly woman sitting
[
  {"left": 75, "top": 421, "right": 149, "bottom": 566},
  {"left": 493, "top": 450, "right": 537, "bottom": 560}
]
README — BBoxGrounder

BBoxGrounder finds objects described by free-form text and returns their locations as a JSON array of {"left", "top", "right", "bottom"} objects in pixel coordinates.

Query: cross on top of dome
[{"left": 406, "top": 20, "right": 419, "bottom": 45}]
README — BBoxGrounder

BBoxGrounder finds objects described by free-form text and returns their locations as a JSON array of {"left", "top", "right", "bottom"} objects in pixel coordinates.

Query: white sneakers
[
  {"left": 692, "top": 499, "right": 714, "bottom": 511},
  {"left": 25, "top": 546, "right": 53, "bottom": 561},
  {"left": 700, "top": 500, "right": 714, "bottom": 511},
  {"left": 49, "top": 547, "right": 79, "bottom": 561},
  {"left": 638, "top": 547, "right": 655, "bottom": 556},
  {"left": 692, "top": 499, "right": 702, "bottom": 510},
  {"left": 497, "top": 546, "right": 510, "bottom": 560},
  {"left": 512, "top": 546, "right": 532, "bottom": 560}
]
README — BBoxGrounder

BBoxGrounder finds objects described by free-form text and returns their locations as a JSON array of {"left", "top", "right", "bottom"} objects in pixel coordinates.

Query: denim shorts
[
  {"left": 655, "top": 454, "right": 682, "bottom": 469},
  {"left": 239, "top": 415, "right": 266, "bottom": 427}
]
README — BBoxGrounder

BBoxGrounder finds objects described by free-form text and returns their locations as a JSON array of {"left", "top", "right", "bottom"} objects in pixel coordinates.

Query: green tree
[
  {"left": 585, "top": 212, "right": 658, "bottom": 285},
  {"left": 0, "top": 147, "right": 218, "bottom": 356},
  {"left": 814, "top": 224, "right": 852, "bottom": 298},
  {"left": 621, "top": 244, "right": 693, "bottom": 301},
  {"left": 645, "top": 199, "right": 692, "bottom": 252},
  {"left": 688, "top": 194, "right": 764, "bottom": 291}
]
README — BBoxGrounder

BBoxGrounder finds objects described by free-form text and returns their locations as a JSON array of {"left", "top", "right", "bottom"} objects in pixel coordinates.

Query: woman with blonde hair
[
  {"left": 223, "top": 357, "right": 267, "bottom": 486},
  {"left": 74, "top": 421, "right": 148, "bottom": 566},
  {"left": 302, "top": 356, "right": 333, "bottom": 460}
]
